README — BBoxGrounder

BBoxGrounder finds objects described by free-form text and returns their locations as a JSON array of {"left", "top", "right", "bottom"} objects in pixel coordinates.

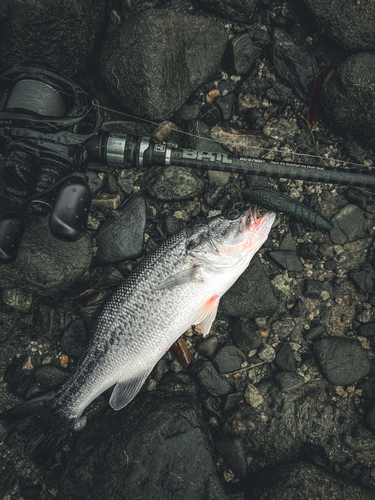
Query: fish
[{"left": 0, "top": 206, "right": 275, "bottom": 466}]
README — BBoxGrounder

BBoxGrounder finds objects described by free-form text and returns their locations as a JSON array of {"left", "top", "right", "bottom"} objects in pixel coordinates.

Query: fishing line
[{"left": 93, "top": 103, "right": 375, "bottom": 172}]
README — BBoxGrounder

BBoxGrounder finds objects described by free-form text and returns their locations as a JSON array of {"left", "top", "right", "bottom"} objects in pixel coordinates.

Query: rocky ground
[{"left": 1, "top": 0, "right": 375, "bottom": 499}]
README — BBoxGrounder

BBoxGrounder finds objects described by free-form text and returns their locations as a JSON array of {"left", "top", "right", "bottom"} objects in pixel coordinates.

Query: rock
[
  {"left": 269, "top": 250, "right": 303, "bottom": 272},
  {"left": 301, "top": 0, "right": 375, "bottom": 52},
  {"left": 190, "top": 0, "right": 258, "bottom": 23},
  {"left": 2, "top": 288, "right": 33, "bottom": 312},
  {"left": 191, "top": 360, "right": 232, "bottom": 397},
  {"left": 304, "top": 280, "right": 322, "bottom": 299},
  {"left": 358, "top": 376, "right": 375, "bottom": 399},
  {"left": 20, "top": 485, "right": 42, "bottom": 499},
  {"left": 304, "top": 324, "right": 325, "bottom": 341},
  {"left": 270, "top": 313, "right": 295, "bottom": 339},
  {"left": 0, "top": 217, "right": 92, "bottom": 296},
  {"left": 279, "top": 232, "right": 297, "bottom": 251},
  {"left": 358, "top": 323, "right": 375, "bottom": 338},
  {"left": 216, "top": 436, "right": 248, "bottom": 478},
  {"left": 244, "top": 383, "right": 264, "bottom": 407},
  {"left": 298, "top": 242, "right": 319, "bottom": 260},
  {"left": 274, "top": 372, "right": 304, "bottom": 393},
  {"left": 248, "top": 460, "right": 374, "bottom": 499},
  {"left": 221, "top": 34, "right": 261, "bottom": 75},
  {"left": 60, "top": 393, "right": 228, "bottom": 500},
  {"left": 331, "top": 204, "right": 365, "bottom": 241},
  {"left": 34, "top": 365, "right": 68, "bottom": 391},
  {"left": 272, "top": 29, "right": 318, "bottom": 98},
  {"left": 100, "top": 9, "right": 228, "bottom": 122},
  {"left": 230, "top": 318, "right": 263, "bottom": 352},
  {"left": 145, "top": 166, "right": 204, "bottom": 201},
  {"left": 313, "top": 337, "right": 371, "bottom": 385},
  {"left": 199, "top": 393, "right": 222, "bottom": 419},
  {"left": 213, "top": 346, "right": 246, "bottom": 374},
  {"left": 36, "top": 303, "right": 60, "bottom": 339},
  {"left": 219, "top": 256, "right": 278, "bottom": 318},
  {"left": 0, "top": 458, "right": 17, "bottom": 497},
  {"left": 215, "top": 92, "right": 236, "bottom": 122},
  {"left": 4, "top": 355, "right": 35, "bottom": 398},
  {"left": 320, "top": 54, "right": 375, "bottom": 145},
  {"left": 275, "top": 342, "right": 298, "bottom": 372},
  {"left": 0, "top": 0, "right": 106, "bottom": 76},
  {"left": 258, "top": 344, "right": 276, "bottom": 363},
  {"left": 345, "top": 188, "right": 368, "bottom": 209},
  {"left": 96, "top": 196, "right": 146, "bottom": 264},
  {"left": 60, "top": 319, "right": 88, "bottom": 359},
  {"left": 290, "top": 298, "right": 304, "bottom": 317},
  {"left": 197, "top": 336, "right": 219, "bottom": 358},
  {"left": 349, "top": 269, "right": 373, "bottom": 295},
  {"left": 43, "top": 466, "right": 64, "bottom": 490}
]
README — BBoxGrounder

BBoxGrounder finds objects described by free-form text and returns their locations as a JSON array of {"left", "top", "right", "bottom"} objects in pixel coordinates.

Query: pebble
[
  {"left": 275, "top": 342, "right": 298, "bottom": 371},
  {"left": 2, "top": 288, "right": 34, "bottom": 312},
  {"left": 34, "top": 365, "right": 68, "bottom": 390},
  {"left": 196, "top": 336, "right": 219, "bottom": 358},
  {"left": 215, "top": 436, "right": 248, "bottom": 478},
  {"left": 244, "top": 383, "right": 264, "bottom": 407},
  {"left": 269, "top": 250, "right": 303, "bottom": 272},
  {"left": 258, "top": 344, "right": 276, "bottom": 363},
  {"left": 230, "top": 318, "right": 263, "bottom": 351},
  {"left": 213, "top": 345, "right": 246, "bottom": 374},
  {"left": 275, "top": 371, "right": 305, "bottom": 393},
  {"left": 313, "top": 337, "right": 371, "bottom": 385},
  {"left": 192, "top": 360, "right": 232, "bottom": 396},
  {"left": 91, "top": 193, "right": 121, "bottom": 209},
  {"left": 60, "top": 319, "right": 88, "bottom": 359}
]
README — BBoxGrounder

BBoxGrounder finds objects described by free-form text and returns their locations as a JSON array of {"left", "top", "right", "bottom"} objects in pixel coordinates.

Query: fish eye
[{"left": 225, "top": 209, "right": 240, "bottom": 220}]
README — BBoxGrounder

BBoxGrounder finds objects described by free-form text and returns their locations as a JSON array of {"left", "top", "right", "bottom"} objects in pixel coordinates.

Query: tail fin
[{"left": 0, "top": 393, "right": 77, "bottom": 467}]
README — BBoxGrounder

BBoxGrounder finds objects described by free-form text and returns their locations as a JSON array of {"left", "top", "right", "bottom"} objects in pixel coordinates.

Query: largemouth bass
[{"left": 0, "top": 206, "right": 275, "bottom": 465}]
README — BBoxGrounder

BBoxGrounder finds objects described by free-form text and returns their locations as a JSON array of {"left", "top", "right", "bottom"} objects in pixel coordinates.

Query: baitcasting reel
[{"left": 1, "top": 64, "right": 374, "bottom": 264}]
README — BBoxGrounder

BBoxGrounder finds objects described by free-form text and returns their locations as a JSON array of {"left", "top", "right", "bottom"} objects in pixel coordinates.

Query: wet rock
[
  {"left": 215, "top": 92, "right": 235, "bottom": 121},
  {"left": 197, "top": 336, "right": 219, "bottom": 358},
  {"left": 272, "top": 29, "right": 318, "bottom": 98},
  {"left": 100, "top": 9, "right": 228, "bottom": 122},
  {"left": 199, "top": 103, "right": 221, "bottom": 127},
  {"left": 244, "top": 383, "right": 264, "bottom": 407},
  {"left": 313, "top": 337, "right": 371, "bottom": 385},
  {"left": 60, "top": 393, "right": 228, "bottom": 500},
  {"left": 117, "top": 170, "right": 135, "bottom": 196},
  {"left": 304, "top": 280, "right": 322, "bottom": 299},
  {"left": 2, "top": 288, "right": 33, "bottom": 312},
  {"left": 36, "top": 303, "right": 60, "bottom": 339},
  {"left": 164, "top": 215, "right": 186, "bottom": 236},
  {"left": 301, "top": 0, "right": 375, "bottom": 52},
  {"left": 275, "top": 342, "right": 298, "bottom": 372},
  {"left": 359, "top": 377, "right": 375, "bottom": 400},
  {"left": 290, "top": 298, "right": 304, "bottom": 317},
  {"left": 86, "top": 171, "right": 105, "bottom": 196},
  {"left": 298, "top": 242, "right": 319, "bottom": 261},
  {"left": 219, "top": 256, "right": 278, "bottom": 317},
  {"left": 213, "top": 346, "right": 246, "bottom": 374},
  {"left": 43, "top": 466, "right": 63, "bottom": 490},
  {"left": 0, "top": 0, "right": 106, "bottom": 76},
  {"left": 332, "top": 204, "right": 365, "bottom": 242},
  {"left": 324, "top": 259, "right": 337, "bottom": 271},
  {"left": 248, "top": 460, "right": 374, "bottom": 499},
  {"left": 274, "top": 371, "right": 304, "bottom": 393},
  {"left": 205, "top": 185, "right": 226, "bottom": 207},
  {"left": 345, "top": 188, "right": 368, "bottom": 209},
  {"left": 271, "top": 313, "right": 295, "bottom": 339},
  {"left": 192, "top": 360, "right": 232, "bottom": 396},
  {"left": 358, "top": 323, "right": 375, "bottom": 338},
  {"left": 60, "top": 319, "right": 88, "bottom": 359},
  {"left": 174, "top": 103, "right": 201, "bottom": 122},
  {"left": 145, "top": 166, "right": 204, "bottom": 201},
  {"left": 96, "top": 196, "right": 146, "bottom": 264},
  {"left": 191, "top": 0, "right": 258, "bottom": 23},
  {"left": 216, "top": 436, "right": 248, "bottom": 478},
  {"left": 304, "top": 324, "right": 325, "bottom": 341},
  {"left": 0, "top": 458, "right": 17, "bottom": 497},
  {"left": 320, "top": 53, "right": 375, "bottom": 145},
  {"left": 269, "top": 250, "right": 303, "bottom": 272},
  {"left": 199, "top": 393, "right": 222, "bottom": 419},
  {"left": 344, "top": 237, "right": 373, "bottom": 253},
  {"left": 230, "top": 318, "right": 263, "bottom": 352},
  {"left": 221, "top": 34, "right": 261, "bottom": 75},
  {"left": 0, "top": 217, "right": 92, "bottom": 296},
  {"left": 21, "top": 484, "right": 42, "bottom": 499},
  {"left": 4, "top": 356, "right": 34, "bottom": 398},
  {"left": 349, "top": 269, "right": 373, "bottom": 295},
  {"left": 258, "top": 344, "right": 276, "bottom": 363},
  {"left": 223, "top": 392, "right": 243, "bottom": 413},
  {"left": 279, "top": 233, "right": 297, "bottom": 251},
  {"left": 34, "top": 365, "right": 68, "bottom": 391}
]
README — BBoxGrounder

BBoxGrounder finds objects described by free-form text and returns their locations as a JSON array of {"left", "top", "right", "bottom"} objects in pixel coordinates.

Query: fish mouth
[{"left": 242, "top": 206, "right": 275, "bottom": 234}]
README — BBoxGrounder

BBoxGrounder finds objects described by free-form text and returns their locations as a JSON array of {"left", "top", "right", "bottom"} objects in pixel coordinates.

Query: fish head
[{"left": 186, "top": 207, "right": 275, "bottom": 265}]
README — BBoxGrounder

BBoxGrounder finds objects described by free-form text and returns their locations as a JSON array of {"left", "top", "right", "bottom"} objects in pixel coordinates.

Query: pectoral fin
[
  {"left": 109, "top": 367, "right": 153, "bottom": 410},
  {"left": 154, "top": 264, "right": 202, "bottom": 290},
  {"left": 191, "top": 295, "right": 220, "bottom": 337}
]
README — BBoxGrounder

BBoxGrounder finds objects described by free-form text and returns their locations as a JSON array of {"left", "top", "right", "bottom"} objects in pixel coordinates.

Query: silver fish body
[{"left": 0, "top": 207, "right": 275, "bottom": 465}]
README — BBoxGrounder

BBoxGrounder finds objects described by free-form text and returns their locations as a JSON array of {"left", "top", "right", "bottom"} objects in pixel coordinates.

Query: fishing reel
[{"left": 0, "top": 64, "right": 103, "bottom": 263}]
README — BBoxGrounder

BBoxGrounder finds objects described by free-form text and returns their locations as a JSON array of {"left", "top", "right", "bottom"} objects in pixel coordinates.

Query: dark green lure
[{"left": 243, "top": 186, "right": 332, "bottom": 232}]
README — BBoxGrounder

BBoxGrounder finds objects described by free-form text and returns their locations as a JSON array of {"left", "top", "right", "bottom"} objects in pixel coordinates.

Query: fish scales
[{"left": 0, "top": 207, "right": 275, "bottom": 466}]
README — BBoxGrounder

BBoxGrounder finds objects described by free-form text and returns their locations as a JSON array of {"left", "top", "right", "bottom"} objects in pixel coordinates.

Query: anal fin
[
  {"left": 109, "top": 367, "right": 153, "bottom": 410},
  {"left": 191, "top": 295, "right": 220, "bottom": 337}
]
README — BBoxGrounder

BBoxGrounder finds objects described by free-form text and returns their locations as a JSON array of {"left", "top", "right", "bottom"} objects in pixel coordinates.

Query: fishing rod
[
  {"left": 85, "top": 130, "right": 375, "bottom": 188},
  {"left": 0, "top": 64, "right": 374, "bottom": 264}
]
